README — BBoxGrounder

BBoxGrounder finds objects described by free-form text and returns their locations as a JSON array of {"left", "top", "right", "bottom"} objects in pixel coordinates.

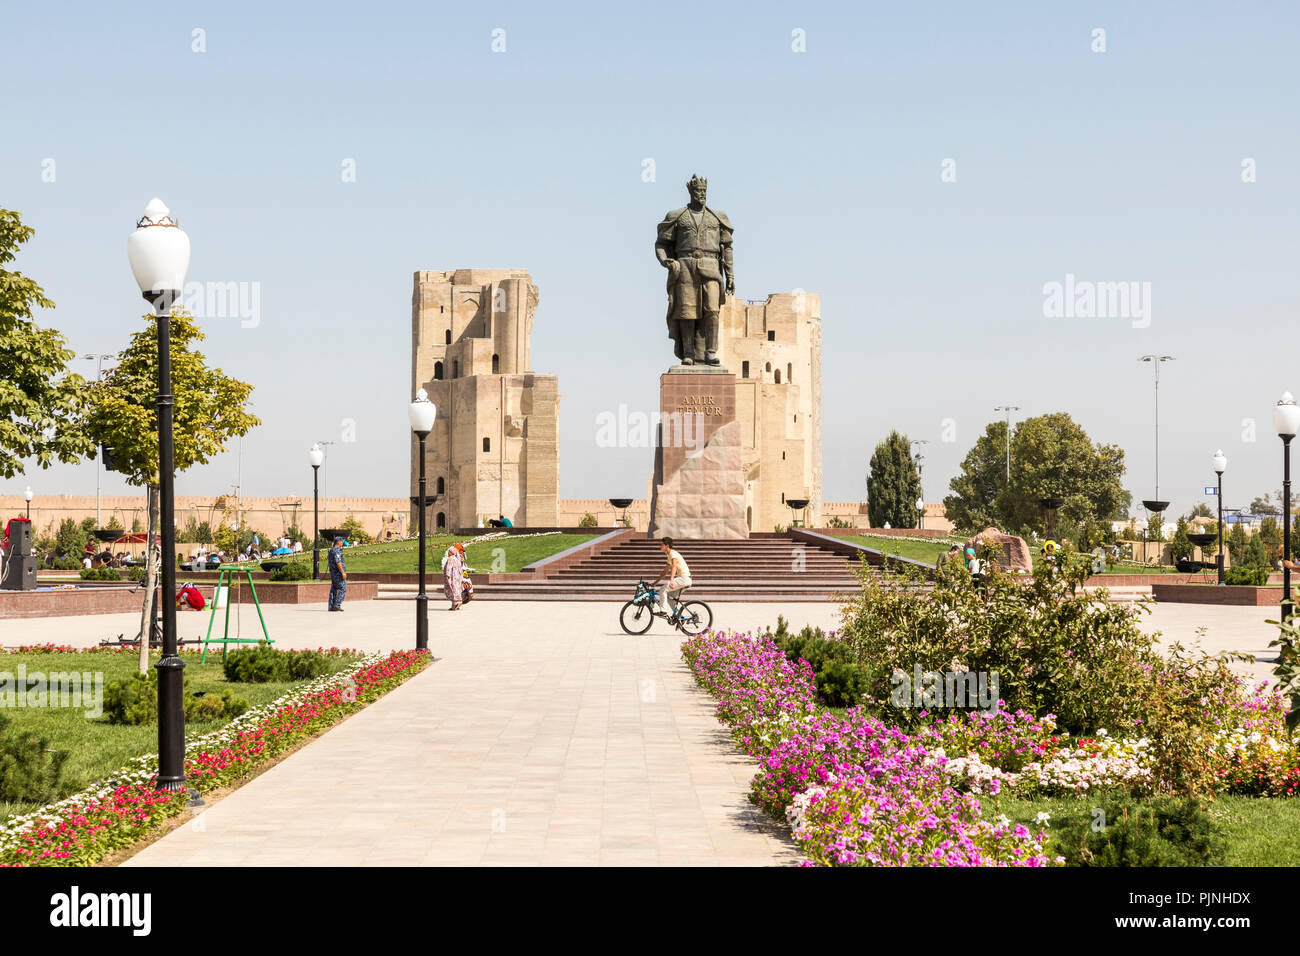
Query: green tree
[
  {"left": 54, "top": 517, "right": 84, "bottom": 556},
  {"left": 1260, "top": 516, "right": 1283, "bottom": 561},
  {"left": 1250, "top": 494, "right": 1279, "bottom": 516},
  {"left": 338, "top": 514, "right": 371, "bottom": 544},
  {"left": 0, "top": 209, "right": 95, "bottom": 478},
  {"left": 1170, "top": 516, "right": 1193, "bottom": 563},
  {"left": 1189, "top": 502, "right": 1214, "bottom": 519},
  {"left": 867, "top": 431, "right": 923, "bottom": 529},
  {"left": 1242, "top": 532, "right": 1269, "bottom": 570},
  {"left": 86, "top": 308, "right": 259, "bottom": 672},
  {"left": 106, "top": 514, "right": 124, "bottom": 531},
  {"left": 1228, "top": 522, "right": 1248, "bottom": 565},
  {"left": 943, "top": 421, "right": 1007, "bottom": 532},
  {"left": 944, "top": 412, "right": 1126, "bottom": 535},
  {"left": 1146, "top": 513, "right": 1164, "bottom": 544}
]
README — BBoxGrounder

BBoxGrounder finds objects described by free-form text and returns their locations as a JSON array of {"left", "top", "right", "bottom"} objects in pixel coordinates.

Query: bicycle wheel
[
  {"left": 619, "top": 600, "right": 654, "bottom": 635},
  {"left": 676, "top": 601, "right": 712, "bottom": 636}
]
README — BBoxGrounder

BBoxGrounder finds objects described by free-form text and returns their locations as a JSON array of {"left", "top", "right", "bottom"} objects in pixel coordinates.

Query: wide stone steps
[
  {"left": 462, "top": 533, "right": 868, "bottom": 601},
  {"left": 376, "top": 582, "right": 857, "bottom": 602}
]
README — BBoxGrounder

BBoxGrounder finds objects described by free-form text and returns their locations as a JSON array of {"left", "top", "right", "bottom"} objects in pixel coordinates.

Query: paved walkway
[
  {"left": 3, "top": 594, "right": 1285, "bottom": 866},
  {"left": 111, "top": 600, "right": 835, "bottom": 867}
]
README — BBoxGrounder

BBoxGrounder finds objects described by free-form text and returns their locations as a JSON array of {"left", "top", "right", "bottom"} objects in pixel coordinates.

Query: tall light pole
[
  {"left": 409, "top": 389, "right": 437, "bottom": 651},
  {"left": 82, "top": 353, "right": 115, "bottom": 525},
  {"left": 993, "top": 405, "right": 1020, "bottom": 484},
  {"left": 309, "top": 444, "right": 324, "bottom": 580},
  {"left": 317, "top": 440, "right": 336, "bottom": 526},
  {"left": 910, "top": 438, "right": 929, "bottom": 499},
  {"left": 1138, "top": 355, "right": 1175, "bottom": 501},
  {"left": 916, "top": 496, "right": 925, "bottom": 531},
  {"left": 127, "top": 197, "right": 194, "bottom": 799},
  {"left": 1212, "top": 450, "right": 1227, "bottom": 585},
  {"left": 1274, "top": 393, "right": 1300, "bottom": 622},
  {"left": 24, "top": 486, "right": 32, "bottom": 519}
]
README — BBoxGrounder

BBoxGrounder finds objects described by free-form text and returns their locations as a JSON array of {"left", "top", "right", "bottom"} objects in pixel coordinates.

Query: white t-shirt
[{"left": 667, "top": 549, "right": 691, "bottom": 581}]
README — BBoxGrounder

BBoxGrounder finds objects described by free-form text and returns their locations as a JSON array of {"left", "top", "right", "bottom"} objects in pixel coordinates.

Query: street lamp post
[
  {"left": 993, "top": 405, "right": 1019, "bottom": 483},
  {"left": 24, "top": 486, "right": 32, "bottom": 519},
  {"left": 1274, "top": 393, "right": 1300, "bottom": 622},
  {"left": 916, "top": 496, "right": 925, "bottom": 531},
  {"left": 1138, "top": 355, "right": 1175, "bottom": 501},
  {"left": 82, "top": 353, "right": 115, "bottom": 525},
  {"left": 309, "top": 444, "right": 324, "bottom": 580},
  {"left": 317, "top": 440, "right": 335, "bottom": 527},
  {"left": 409, "top": 389, "right": 437, "bottom": 651},
  {"left": 1212, "top": 450, "right": 1227, "bottom": 585},
  {"left": 127, "top": 198, "right": 193, "bottom": 798}
]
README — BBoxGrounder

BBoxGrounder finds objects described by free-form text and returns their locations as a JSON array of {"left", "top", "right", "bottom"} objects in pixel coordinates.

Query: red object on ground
[{"left": 177, "top": 585, "right": 205, "bottom": 611}]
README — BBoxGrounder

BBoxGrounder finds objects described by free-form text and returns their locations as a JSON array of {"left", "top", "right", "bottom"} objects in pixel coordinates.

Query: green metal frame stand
[{"left": 201, "top": 564, "right": 272, "bottom": 662}]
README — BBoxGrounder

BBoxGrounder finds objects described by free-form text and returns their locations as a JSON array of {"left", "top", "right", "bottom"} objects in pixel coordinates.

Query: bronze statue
[{"left": 655, "top": 175, "right": 734, "bottom": 366}]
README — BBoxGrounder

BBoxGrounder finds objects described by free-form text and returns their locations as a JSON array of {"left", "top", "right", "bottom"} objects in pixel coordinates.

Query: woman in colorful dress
[{"left": 442, "top": 542, "right": 466, "bottom": 610}]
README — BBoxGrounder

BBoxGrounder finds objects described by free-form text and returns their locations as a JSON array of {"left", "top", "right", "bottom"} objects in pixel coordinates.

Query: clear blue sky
[{"left": 4, "top": 0, "right": 1299, "bottom": 519}]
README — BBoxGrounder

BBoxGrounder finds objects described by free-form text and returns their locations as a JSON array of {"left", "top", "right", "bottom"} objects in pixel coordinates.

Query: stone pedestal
[{"left": 649, "top": 370, "right": 748, "bottom": 539}]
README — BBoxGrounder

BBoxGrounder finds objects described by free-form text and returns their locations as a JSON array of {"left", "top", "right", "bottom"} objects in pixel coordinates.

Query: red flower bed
[{"left": 0, "top": 648, "right": 429, "bottom": 866}]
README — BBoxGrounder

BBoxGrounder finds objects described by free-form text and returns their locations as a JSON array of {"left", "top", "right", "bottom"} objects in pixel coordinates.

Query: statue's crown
[{"left": 688, "top": 174, "right": 707, "bottom": 190}]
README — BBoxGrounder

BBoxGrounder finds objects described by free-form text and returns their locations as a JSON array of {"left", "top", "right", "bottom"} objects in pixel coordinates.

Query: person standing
[
  {"left": 935, "top": 544, "right": 961, "bottom": 583},
  {"left": 443, "top": 542, "right": 466, "bottom": 610},
  {"left": 328, "top": 536, "right": 347, "bottom": 611}
]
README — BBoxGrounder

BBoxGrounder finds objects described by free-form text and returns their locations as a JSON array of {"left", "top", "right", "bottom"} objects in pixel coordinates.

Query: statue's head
[{"left": 687, "top": 175, "right": 707, "bottom": 205}]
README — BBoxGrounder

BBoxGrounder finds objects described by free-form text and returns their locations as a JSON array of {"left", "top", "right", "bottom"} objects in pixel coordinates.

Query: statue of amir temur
[{"left": 654, "top": 175, "right": 734, "bottom": 366}]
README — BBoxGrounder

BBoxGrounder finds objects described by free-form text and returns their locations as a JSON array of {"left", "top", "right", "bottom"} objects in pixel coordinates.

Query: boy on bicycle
[{"left": 651, "top": 536, "right": 692, "bottom": 618}]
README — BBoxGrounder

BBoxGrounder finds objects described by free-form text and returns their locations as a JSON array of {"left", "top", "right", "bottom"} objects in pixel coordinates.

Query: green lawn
[
  {"left": 984, "top": 792, "right": 1300, "bottom": 866},
  {"left": 842, "top": 534, "right": 960, "bottom": 566},
  {"left": 0, "top": 649, "right": 361, "bottom": 820},
  {"left": 278, "top": 532, "right": 597, "bottom": 574},
  {"left": 843, "top": 534, "right": 1185, "bottom": 575}
]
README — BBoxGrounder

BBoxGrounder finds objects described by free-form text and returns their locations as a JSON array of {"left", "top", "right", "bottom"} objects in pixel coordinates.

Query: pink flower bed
[{"left": 683, "top": 630, "right": 1058, "bottom": 867}]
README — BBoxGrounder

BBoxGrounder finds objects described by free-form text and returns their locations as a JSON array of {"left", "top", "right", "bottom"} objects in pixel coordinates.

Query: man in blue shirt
[{"left": 328, "top": 536, "right": 347, "bottom": 611}]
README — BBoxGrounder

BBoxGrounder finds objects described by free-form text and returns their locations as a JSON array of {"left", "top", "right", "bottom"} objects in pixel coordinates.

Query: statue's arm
[
  {"left": 655, "top": 210, "right": 681, "bottom": 269},
  {"left": 655, "top": 238, "right": 672, "bottom": 268},
  {"left": 717, "top": 212, "right": 735, "bottom": 290}
]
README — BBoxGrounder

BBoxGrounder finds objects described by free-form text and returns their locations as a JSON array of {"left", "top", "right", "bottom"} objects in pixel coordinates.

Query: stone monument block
[{"left": 650, "top": 370, "right": 747, "bottom": 539}]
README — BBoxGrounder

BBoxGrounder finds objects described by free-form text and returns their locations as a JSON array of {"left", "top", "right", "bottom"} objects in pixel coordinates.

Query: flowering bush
[
  {"left": 929, "top": 708, "right": 1063, "bottom": 773},
  {"left": 788, "top": 764, "right": 1057, "bottom": 867},
  {"left": 0, "top": 648, "right": 429, "bottom": 866},
  {"left": 681, "top": 629, "right": 818, "bottom": 756},
  {"left": 684, "top": 629, "right": 1059, "bottom": 865},
  {"left": 752, "top": 710, "right": 924, "bottom": 816},
  {"left": 840, "top": 555, "right": 1161, "bottom": 734},
  {"left": 1212, "top": 688, "right": 1300, "bottom": 796}
]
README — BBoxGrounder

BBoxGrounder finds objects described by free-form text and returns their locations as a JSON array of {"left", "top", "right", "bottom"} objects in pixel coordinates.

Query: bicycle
[{"left": 619, "top": 579, "right": 712, "bottom": 635}]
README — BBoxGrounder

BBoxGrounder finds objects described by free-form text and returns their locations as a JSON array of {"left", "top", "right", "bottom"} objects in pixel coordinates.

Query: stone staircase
[{"left": 378, "top": 533, "right": 868, "bottom": 602}]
